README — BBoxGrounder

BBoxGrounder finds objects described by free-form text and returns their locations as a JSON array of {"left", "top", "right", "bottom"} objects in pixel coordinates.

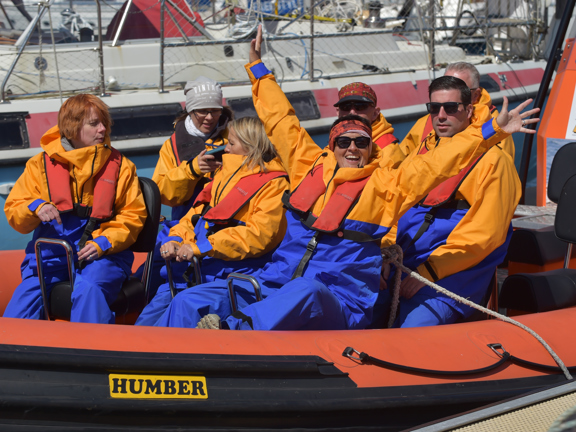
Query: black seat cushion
[
  {"left": 49, "top": 282, "right": 73, "bottom": 321},
  {"left": 49, "top": 277, "right": 147, "bottom": 321},
  {"left": 130, "top": 177, "right": 161, "bottom": 253},
  {"left": 507, "top": 226, "right": 572, "bottom": 266},
  {"left": 110, "top": 277, "right": 147, "bottom": 315},
  {"left": 548, "top": 142, "right": 576, "bottom": 203},
  {"left": 499, "top": 269, "right": 576, "bottom": 313}
]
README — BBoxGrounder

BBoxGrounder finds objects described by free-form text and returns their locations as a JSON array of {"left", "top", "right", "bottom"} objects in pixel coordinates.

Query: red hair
[{"left": 58, "top": 94, "right": 112, "bottom": 141}]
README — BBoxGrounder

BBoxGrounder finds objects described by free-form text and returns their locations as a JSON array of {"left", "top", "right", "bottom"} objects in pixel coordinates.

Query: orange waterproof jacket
[
  {"left": 6, "top": 125, "right": 146, "bottom": 256},
  {"left": 167, "top": 154, "right": 289, "bottom": 261}
]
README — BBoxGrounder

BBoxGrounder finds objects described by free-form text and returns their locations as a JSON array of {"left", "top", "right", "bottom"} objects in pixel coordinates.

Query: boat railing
[
  {"left": 158, "top": 0, "right": 545, "bottom": 89},
  {"left": 0, "top": 0, "right": 547, "bottom": 99},
  {"left": 0, "top": 0, "right": 106, "bottom": 103}
]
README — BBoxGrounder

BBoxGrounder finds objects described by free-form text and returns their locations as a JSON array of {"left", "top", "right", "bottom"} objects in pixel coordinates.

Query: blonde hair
[{"left": 230, "top": 117, "right": 278, "bottom": 172}]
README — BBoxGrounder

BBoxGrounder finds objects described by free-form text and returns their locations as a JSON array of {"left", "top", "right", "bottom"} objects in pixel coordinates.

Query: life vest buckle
[
  {"left": 306, "top": 234, "right": 318, "bottom": 252},
  {"left": 73, "top": 203, "right": 92, "bottom": 219}
]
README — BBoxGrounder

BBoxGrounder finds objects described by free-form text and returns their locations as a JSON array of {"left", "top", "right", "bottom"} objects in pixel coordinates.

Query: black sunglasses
[
  {"left": 426, "top": 102, "right": 465, "bottom": 115},
  {"left": 338, "top": 102, "right": 373, "bottom": 112},
  {"left": 335, "top": 136, "right": 371, "bottom": 149}
]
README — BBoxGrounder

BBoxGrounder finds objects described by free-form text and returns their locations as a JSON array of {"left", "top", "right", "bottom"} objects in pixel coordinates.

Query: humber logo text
[{"left": 109, "top": 374, "right": 208, "bottom": 399}]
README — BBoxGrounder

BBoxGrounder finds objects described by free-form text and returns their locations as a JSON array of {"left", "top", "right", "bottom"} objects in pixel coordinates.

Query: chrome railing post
[
  {"left": 160, "top": 0, "right": 166, "bottom": 93},
  {"left": 1, "top": 0, "right": 53, "bottom": 103},
  {"left": 95, "top": 0, "right": 106, "bottom": 97},
  {"left": 309, "top": 4, "right": 315, "bottom": 82}
]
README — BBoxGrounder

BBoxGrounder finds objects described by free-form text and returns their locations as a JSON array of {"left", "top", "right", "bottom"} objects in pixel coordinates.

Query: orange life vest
[
  {"left": 283, "top": 164, "right": 376, "bottom": 279},
  {"left": 283, "top": 164, "right": 373, "bottom": 238},
  {"left": 417, "top": 144, "right": 484, "bottom": 208},
  {"left": 421, "top": 116, "right": 434, "bottom": 143},
  {"left": 374, "top": 133, "right": 399, "bottom": 149},
  {"left": 402, "top": 143, "right": 486, "bottom": 252},
  {"left": 193, "top": 171, "right": 287, "bottom": 224},
  {"left": 43, "top": 148, "right": 121, "bottom": 220}
]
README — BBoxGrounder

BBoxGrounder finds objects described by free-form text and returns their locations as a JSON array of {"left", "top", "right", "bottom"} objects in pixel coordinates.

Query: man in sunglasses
[
  {"left": 334, "top": 82, "right": 399, "bottom": 150},
  {"left": 155, "top": 26, "right": 538, "bottom": 331},
  {"left": 378, "top": 75, "right": 521, "bottom": 328},
  {"left": 400, "top": 62, "right": 515, "bottom": 159}
]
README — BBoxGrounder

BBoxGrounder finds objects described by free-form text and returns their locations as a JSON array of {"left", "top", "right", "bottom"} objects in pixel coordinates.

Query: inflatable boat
[
  {"left": 0, "top": 242, "right": 575, "bottom": 431},
  {"left": 1, "top": 2, "right": 576, "bottom": 431}
]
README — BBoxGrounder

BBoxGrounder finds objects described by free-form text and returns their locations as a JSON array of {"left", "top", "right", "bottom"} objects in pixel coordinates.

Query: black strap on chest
[
  {"left": 404, "top": 200, "right": 471, "bottom": 252},
  {"left": 291, "top": 232, "right": 321, "bottom": 280}
]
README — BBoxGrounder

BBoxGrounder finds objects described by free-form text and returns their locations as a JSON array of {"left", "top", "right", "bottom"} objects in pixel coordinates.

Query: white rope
[{"left": 382, "top": 245, "right": 573, "bottom": 380}]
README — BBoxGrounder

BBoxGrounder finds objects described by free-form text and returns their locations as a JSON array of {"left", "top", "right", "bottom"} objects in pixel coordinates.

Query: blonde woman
[{"left": 136, "top": 117, "right": 288, "bottom": 326}]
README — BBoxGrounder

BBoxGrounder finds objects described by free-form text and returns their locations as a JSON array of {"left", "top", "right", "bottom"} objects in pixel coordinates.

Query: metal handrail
[
  {"left": 1, "top": 0, "right": 54, "bottom": 103},
  {"left": 35, "top": 238, "right": 75, "bottom": 321},
  {"left": 226, "top": 273, "right": 262, "bottom": 313},
  {"left": 166, "top": 256, "right": 202, "bottom": 298}
]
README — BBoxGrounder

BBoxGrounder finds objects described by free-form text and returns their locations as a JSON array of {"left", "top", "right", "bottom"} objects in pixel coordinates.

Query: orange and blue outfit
[
  {"left": 136, "top": 153, "right": 288, "bottom": 326},
  {"left": 3, "top": 126, "right": 146, "bottom": 323},
  {"left": 156, "top": 61, "right": 512, "bottom": 331},
  {"left": 378, "top": 128, "right": 520, "bottom": 327},
  {"left": 134, "top": 116, "right": 229, "bottom": 293}
]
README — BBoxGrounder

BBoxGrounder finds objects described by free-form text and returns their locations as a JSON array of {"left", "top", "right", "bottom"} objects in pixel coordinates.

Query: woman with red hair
[{"left": 3, "top": 94, "right": 146, "bottom": 324}]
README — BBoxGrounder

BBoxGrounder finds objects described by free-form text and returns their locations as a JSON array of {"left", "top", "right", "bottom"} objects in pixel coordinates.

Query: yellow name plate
[{"left": 109, "top": 374, "right": 208, "bottom": 399}]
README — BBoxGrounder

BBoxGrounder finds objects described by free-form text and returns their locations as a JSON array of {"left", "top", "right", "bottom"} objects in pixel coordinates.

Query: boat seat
[
  {"left": 500, "top": 173, "right": 576, "bottom": 314},
  {"left": 508, "top": 142, "right": 576, "bottom": 273},
  {"left": 43, "top": 177, "right": 161, "bottom": 322},
  {"left": 499, "top": 269, "right": 576, "bottom": 313}
]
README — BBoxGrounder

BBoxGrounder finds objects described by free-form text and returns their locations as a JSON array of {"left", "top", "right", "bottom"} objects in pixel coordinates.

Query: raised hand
[
  {"left": 249, "top": 24, "right": 263, "bottom": 64},
  {"left": 496, "top": 97, "right": 540, "bottom": 135}
]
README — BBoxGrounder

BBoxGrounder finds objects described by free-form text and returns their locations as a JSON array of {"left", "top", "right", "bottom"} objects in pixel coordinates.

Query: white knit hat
[{"left": 184, "top": 77, "right": 223, "bottom": 112}]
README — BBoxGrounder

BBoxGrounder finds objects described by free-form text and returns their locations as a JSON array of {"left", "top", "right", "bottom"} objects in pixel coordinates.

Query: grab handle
[
  {"left": 35, "top": 238, "right": 75, "bottom": 321},
  {"left": 226, "top": 273, "right": 262, "bottom": 313}
]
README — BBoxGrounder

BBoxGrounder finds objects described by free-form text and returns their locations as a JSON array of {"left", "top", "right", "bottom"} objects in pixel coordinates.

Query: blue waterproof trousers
[
  {"left": 4, "top": 255, "right": 131, "bottom": 324},
  {"left": 156, "top": 276, "right": 351, "bottom": 330}
]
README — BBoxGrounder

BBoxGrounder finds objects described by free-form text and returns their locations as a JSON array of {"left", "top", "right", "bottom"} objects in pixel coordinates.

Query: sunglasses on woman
[
  {"left": 426, "top": 102, "right": 464, "bottom": 115},
  {"left": 335, "top": 136, "right": 371, "bottom": 149}
]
